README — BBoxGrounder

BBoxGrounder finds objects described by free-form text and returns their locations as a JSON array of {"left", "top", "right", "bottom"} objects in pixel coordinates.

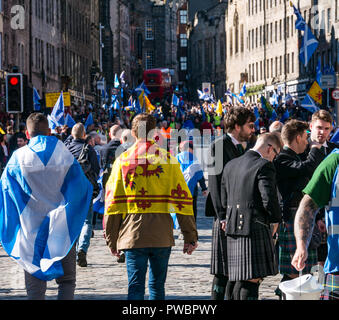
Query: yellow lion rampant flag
[
  {"left": 144, "top": 94, "right": 155, "bottom": 113},
  {"left": 308, "top": 81, "right": 323, "bottom": 105},
  {"left": 105, "top": 140, "right": 193, "bottom": 216}
]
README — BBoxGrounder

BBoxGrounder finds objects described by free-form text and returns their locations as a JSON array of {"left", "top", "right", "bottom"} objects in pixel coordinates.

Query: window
[
  {"left": 260, "top": 61, "right": 263, "bottom": 80},
  {"left": 336, "top": 0, "right": 339, "bottom": 21},
  {"left": 279, "top": 20, "right": 282, "bottom": 41},
  {"left": 145, "top": 20, "right": 154, "bottom": 40},
  {"left": 275, "top": 21, "right": 277, "bottom": 42},
  {"left": 270, "top": 23, "right": 273, "bottom": 43},
  {"left": 271, "top": 58, "right": 273, "bottom": 78},
  {"left": 267, "top": 59, "right": 269, "bottom": 78},
  {"left": 256, "top": 28, "right": 258, "bottom": 48},
  {"left": 291, "top": 15, "right": 294, "bottom": 37},
  {"left": 256, "top": 62, "right": 258, "bottom": 82},
  {"left": 286, "top": 17, "right": 289, "bottom": 38},
  {"left": 180, "top": 10, "right": 187, "bottom": 24},
  {"left": 249, "top": 64, "right": 251, "bottom": 83},
  {"left": 287, "top": 53, "right": 290, "bottom": 74},
  {"left": 180, "top": 33, "right": 187, "bottom": 47},
  {"left": 260, "top": 25, "right": 262, "bottom": 46},
  {"left": 180, "top": 57, "right": 187, "bottom": 71},
  {"left": 145, "top": 51, "right": 154, "bottom": 69},
  {"left": 275, "top": 57, "right": 278, "bottom": 77},
  {"left": 230, "top": 28, "right": 233, "bottom": 55},
  {"left": 291, "top": 52, "right": 294, "bottom": 73},
  {"left": 280, "top": 56, "right": 282, "bottom": 75}
]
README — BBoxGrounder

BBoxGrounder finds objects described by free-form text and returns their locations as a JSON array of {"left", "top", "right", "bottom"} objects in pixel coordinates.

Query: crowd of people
[{"left": 0, "top": 95, "right": 338, "bottom": 301}]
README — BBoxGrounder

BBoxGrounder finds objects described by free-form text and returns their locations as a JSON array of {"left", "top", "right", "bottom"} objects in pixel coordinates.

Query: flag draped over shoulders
[
  {"left": 105, "top": 140, "right": 193, "bottom": 216},
  {"left": 0, "top": 135, "right": 93, "bottom": 281},
  {"left": 176, "top": 151, "right": 204, "bottom": 196}
]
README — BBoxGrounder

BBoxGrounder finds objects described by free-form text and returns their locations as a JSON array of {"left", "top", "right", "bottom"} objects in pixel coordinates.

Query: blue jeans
[
  {"left": 77, "top": 203, "right": 93, "bottom": 253},
  {"left": 124, "top": 247, "right": 172, "bottom": 300}
]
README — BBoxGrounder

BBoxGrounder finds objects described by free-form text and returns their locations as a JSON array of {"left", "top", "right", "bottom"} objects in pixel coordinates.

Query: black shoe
[
  {"left": 117, "top": 252, "right": 125, "bottom": 263},
  {"left": 77, "top": 250, "right": 87, "bottom": 267}
]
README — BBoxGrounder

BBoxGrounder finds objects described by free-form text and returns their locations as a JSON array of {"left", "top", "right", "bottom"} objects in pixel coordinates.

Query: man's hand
[
  {"left": 110, "top": 248, "right": 121, "bottom": 258},
  {"left": 316, "top": 219, "right": 326, "bottom": 233},
  {"left": 183, "top": 242, "right": 198, "bottom": 255},
  {"left": 291, "top": 243, "right": 308, "bottom": 271},
  {"left": 220, "top": 220, "right": 226, "bottom": 232}
]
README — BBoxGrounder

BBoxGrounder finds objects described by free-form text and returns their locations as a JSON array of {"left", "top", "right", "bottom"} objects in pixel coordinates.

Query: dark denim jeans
[{"left": 124, "top": 247, "right": 172, "bottom": 300}]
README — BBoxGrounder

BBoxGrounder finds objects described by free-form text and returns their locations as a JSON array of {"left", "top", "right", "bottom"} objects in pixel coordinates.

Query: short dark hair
[
  {"left": 311, "top": 109, "right": 333, "bottom": 124},
  {"left": 224, "top": 107, "right": 255, "bottom": 132},
  {"left": 26, "top": 113, "right": 49, "bottom": 137},
  {"left": 131, "top": 113, "right": 156, "bottom": 139},
  {"left": 281, "top": 119, "right": 309, "bottom": 145}
]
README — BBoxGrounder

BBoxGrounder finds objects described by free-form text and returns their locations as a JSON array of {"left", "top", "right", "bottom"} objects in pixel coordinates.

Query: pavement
[{"left": 0, "top": 189, "right": 282, "bottom": 300}]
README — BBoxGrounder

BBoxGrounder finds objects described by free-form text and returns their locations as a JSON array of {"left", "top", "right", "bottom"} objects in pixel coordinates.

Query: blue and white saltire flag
[
  {"left": 50, "top": 92, "right": 65, "bottom": 126},
  {"left": 113, "top": 100, "right": 120, "bottom": 111},
  {"left": 197, "top": 89, "right": 207, "bottom": 100},
  {"left": 114, "top": 73, "right": 120, "bottom": 88},
  {"left": 135, "top": 81, "right": 150, "bottom": 96},
  {"left": 171, "top": 151, "right": 204, "bottom": 229},
  {"left": 0, "top": 135, "right": 93, "bottom": 280},
  {"left": 65, "top": 113, "right": 76, "bottom": 128},
  {"left": 301, "top": 94, "right": 320, "bottom": 113},
  {"left": 299, "top": 25, "right": 318, "bottom": 67},
  {"left": 291, "top": 2, "right": 306, "bottom": 31},
  {"left": 172, "top": 93, "right": 179, "bottom": 107},
  {"left": 33, "top": 87, "right": 41, "bottom": 111},
  {"left": 120, "top": 71, "right": 126, "bottom": 86},
  {"left": 232, "top": 93, "right": 244, "bottom": 104},
  {"left": 93, "top": 170, "right": 105, "bottom": 215},
  {"left": 284, "top": 93, "right": 293, "bottom": 104},
  {"left": 47, "top": 115, "right": 58, "bottom": 132},
  {"left": 238, "top": 83, "right": 247, "bottom": 99},
  {"left": 84, "top": 113, "right": 94, "bottom": 129}
]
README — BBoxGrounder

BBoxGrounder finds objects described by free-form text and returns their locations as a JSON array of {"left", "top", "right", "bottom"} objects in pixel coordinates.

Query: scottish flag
[
  {"left": 50, "top": 92, "right": 65, "bottom": 126},
  {"left": 47, "top": 115, "right": 58, "bottom": 131},
  {"left": 93, "top": 171, "right": 104, "bottom": 215},
  {"left": 84, "top": 113, "right": 94, "bottom": 129},
  {"left": 0, "top": 135, "right": 93, "bottom": 280},
  {"left": 135, "top": 81, "right": 150, "bottom": 96},
  {"left": 172, "top": 94, "right": 179, "bottom": 107},
  {"left": 301, "top": 94, "right": 320, "bottom": 113},
  {"left": 238, "top": 83, "right": 247, "bottom": 99},
  {"left": 291, "top": 3, "right": 306, "bottom": 31},
  {"left": 280, "top": 109, "right": 290, "bottom": 123},
  {"left": 65, "top": 113, "right": 76, "bottom": 128},
  {"left": 33, "top": 87, "right": 41, "bottom": 111},
  {"left": 299, "top": 25, "right": 318, "bottom": 67},
  {"left": 114, "top": 73, "right": 120, "bottom": 88}
]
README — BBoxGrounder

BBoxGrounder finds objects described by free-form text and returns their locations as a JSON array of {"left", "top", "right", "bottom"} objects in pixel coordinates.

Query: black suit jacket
[
  {"left": 220, "top": 150, "right": 281, "bottom": 236},
  {"left": 274, "top": 146, "right": 324, "bottom": 221},
  {"left": 205, "top": 134, "right": 243, "bottom": 219}
]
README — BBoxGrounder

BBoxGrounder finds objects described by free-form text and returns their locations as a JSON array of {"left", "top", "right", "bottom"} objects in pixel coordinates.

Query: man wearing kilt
[
  {"left": 205, "top": 107, "right": 255, "bottom": 300},
  {"left": 220, "top": 133, "right": 282, "bottom": 300},
  {"left": 274, "top": 120, "right": 323, "bottom": 298},
  {"left": 292, "top": 150, "right": 339, "bottom": 300}
]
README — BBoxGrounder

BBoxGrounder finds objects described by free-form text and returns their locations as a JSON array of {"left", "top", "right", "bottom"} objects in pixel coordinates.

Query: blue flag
[
  {"left": 33, "top": 87, "right": 41, "bottom": 111},
  {"left": 114, "top": 73, "right": 120, "bottom": 88},
  {"left": 270, "top": 109, "right": 278, "bottom": 121},
  {"left": 301, "top": 94, "right": 320, "bottom": 113},
  {"left": 135, "top": 81, "right": 150, "bottom": 96},
  {"left": 47, "top": 115, "right": 58, "bottom": 131},
  {"left": 84, "top": 113, "right": 94, "bottom": 129},
  {"left": 238, "top": 83, "right": 247, "bottom": 98},
  {"left": 0, "top": 136, "right": 92, "bottom": 280},
  {"left": 172, "top": 94, "right": 179, "bottom": 107},
  {"left": 50, "top": 92, "right": 65, "bottom": 126},
  {"left": 292, "top": 3, "right": 306, "bottom": 31},
  {"left": 299, "top": 25, "right": 318, "bottom": 67},
  {"left": 65, "top": 113, "right": 76, "bottom": 128},
  {"left": 330, "top": 128, "right": 339, "bottom": 144}
]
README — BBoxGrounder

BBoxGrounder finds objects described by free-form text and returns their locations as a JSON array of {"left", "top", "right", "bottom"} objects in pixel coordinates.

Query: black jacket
[
  {"left": 65, "top": 136, "right": 100, "bottom": 178},
  {"left": 220, "top": 150, "right": 281, "bottom": 236},
  {"left": 205, "top": 134, "right": 243, "bottom": 219},
  {"left": 274, "top": 146, "right": 324, "bottom": 221}
]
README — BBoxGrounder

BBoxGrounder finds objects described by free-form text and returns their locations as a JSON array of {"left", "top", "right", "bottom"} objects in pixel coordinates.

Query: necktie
[{"left": 236, "top": 144, "right": 244, "bottom": 155}]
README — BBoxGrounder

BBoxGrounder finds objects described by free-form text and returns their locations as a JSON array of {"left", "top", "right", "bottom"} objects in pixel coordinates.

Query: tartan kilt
[
  {"left": 321, "top": 273, "right": 339, "bottom": 300},
  {"left": 210, "top": 217, "right": 228, "bottom": 276},
  {"left": 278, "top": 221, "right": 317, "bottom": 275},
  {"left": 227, "top": 220, "right": 278, "bottom": 281}
]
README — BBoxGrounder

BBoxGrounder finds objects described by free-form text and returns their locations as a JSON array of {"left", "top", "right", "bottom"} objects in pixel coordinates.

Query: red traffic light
[{"left": 9, "top": 77, "right": 19, "bottom": 86}]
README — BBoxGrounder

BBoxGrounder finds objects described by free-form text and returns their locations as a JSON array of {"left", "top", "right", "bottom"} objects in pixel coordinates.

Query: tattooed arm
[{"left": 291, "top": 194, "right": 319, "bottom": 271}]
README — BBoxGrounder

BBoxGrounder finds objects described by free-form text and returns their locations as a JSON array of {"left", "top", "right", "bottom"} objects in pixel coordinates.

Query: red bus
[{"left": 143, "top": 68, "right": 172, "bottom": 102}]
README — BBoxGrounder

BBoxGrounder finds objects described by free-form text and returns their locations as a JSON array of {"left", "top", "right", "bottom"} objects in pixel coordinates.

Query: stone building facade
[
  {"left": 226, "top": 0, "right": 339, "bottom": 105},
  {"left": 187, "top": 0, "right": 227, "bottom": 100}
]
